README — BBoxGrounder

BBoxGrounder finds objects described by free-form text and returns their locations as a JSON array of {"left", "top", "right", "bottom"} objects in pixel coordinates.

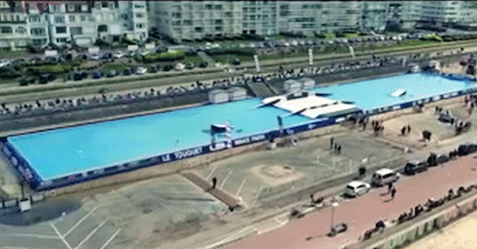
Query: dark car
[
  {"left": 92, "top": 71, "right": 103, "bottom": 79},
  {"left": 39, "top": 73, "right": 56, "bottom": 84},
  {"left": 198, "top": 61, "right": 208, "bottom": 68},
  {"left": 163, "top": 65, "right": 173, "bottom": 71},
  {"left": 19, "top": 76, "right": 37, "bottom": 86},
  {"left": 232, "top": 59, "right": 241, "bottom": 66},
  {"left": 101, "top": 53, "right": 112, "bottom": 60},
  {"left": 404, "top": 160, "right": 428, "bottom": 175},
  {"left": 149, "top": 65, "right": 158, "bottom": 73},
  {"left": 73, "top": 71, "right": 88, "bottom": 81},
  {"left": 123, "top": 68, "right": 132, "bottom": 76}
]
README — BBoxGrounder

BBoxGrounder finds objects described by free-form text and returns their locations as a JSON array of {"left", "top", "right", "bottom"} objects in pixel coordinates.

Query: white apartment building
[
  {"left": 420, "top": 1, "right": 477, "bottom": 25},
  {"left": 0, "top": 1, "right": 33, "bottom": 49},
  {"left": 362, "top": 1, "right": 390, "bottom": 32},
  {"left": 151, "top": 1, "right": 242, "bottom": 42},
  {"left": 0, "top": 0, "right": 148, "bottom": 50},
  {"left": 242, "top": 1, "right": 278, "bottom": 36}
]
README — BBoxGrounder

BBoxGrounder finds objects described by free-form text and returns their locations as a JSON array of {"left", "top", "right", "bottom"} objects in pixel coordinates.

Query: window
[
  {"left": 68, "top": 4, "right": 75, "bottom": 12},
  {"left": 56, "top": 26, "right": 67, "bottom": 34},
  {"left": 15, "top": 27, "right": 26, "bottom": 34},
  {"left": 195, "top": 27, "right": 203, "bottom": 32},
  {"left": 136, "top": 23, "right": 144, "bottom": 29},
  {"left": 98, "top": 25, "right": 108, "bottom": 32},
  {"left": 134, "top": 4, "right": 144, "bottom": 8},
  {"left": 136, "top": 13, "right": 144, "bottom": 18},
  {"left": 56, "top": 38, "right": 67, "bottom": 43},
  {"left": 54, "top": 16, "right": 65, "bottom": 24},
  {"left": 69, "top": 15, "right": 75, "bottom": 22},
  {"left": 29, "top": 15, "right": 40, "bottom": 23},
  {"left": 70, "top": 26, "right": 83, "bottom": 35},
  {"left": 205, "top": 4, "right": 212, "bottom": 10},
  {"left": 215, "top": 5, "right": 222, "bottom": 10},
  {"left": 0, "top": 26, "right": 12, "bottom": 34},
  {"left": 102, "top": 1, "right": 108, "bottom": 8},
  {"left": 31, "top": 28, "right": 45, "bottom": 36},
  {"left": 81, "top": 15, "right": 85, "bottom": 21}
]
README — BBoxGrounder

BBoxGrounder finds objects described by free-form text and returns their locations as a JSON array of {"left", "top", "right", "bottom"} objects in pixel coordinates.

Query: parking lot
[
  {"left": 194, "top": 131, "right": 403, "bottom": 208},
  {"left": 0, "top": 174, "right": 228, "bottom": 249}
]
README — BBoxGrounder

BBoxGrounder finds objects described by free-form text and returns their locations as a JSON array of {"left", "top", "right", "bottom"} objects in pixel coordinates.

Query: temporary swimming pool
[{"left": 3, "top": 72, "right": 477, "bottom": 190}]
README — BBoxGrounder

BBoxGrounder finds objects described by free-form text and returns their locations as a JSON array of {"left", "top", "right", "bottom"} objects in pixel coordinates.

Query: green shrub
[
  {"left": 205, "top": 48, "right": 256, "bottom": 56},
  {"left": 142, "top": 50, "right": 186, "bottom": 62}
]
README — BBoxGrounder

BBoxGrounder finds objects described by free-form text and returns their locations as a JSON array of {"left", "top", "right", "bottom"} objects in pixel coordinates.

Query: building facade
[{"left": 0, "top": 0, "right": 148, "bottom": 49}]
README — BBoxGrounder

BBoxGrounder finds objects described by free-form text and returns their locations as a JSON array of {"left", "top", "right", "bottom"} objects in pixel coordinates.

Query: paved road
[{"left": 226, "top": 154, "right": 477, "bottom": 249}]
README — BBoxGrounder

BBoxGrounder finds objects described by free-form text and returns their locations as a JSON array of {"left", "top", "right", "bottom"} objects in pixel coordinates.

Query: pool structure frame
[{"left": 2, "top": 73, "right": 477, "bottom": 191}]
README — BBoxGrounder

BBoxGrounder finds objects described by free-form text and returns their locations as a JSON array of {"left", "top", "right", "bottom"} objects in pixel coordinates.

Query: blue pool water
[
  {"left": 7, "top": 73, "right": 477, "bottom": 181},
  {"left": 312, "top": 73, "right": 476, "bottom": 110},
  {"left": 8, "top": 99, "right": 309, "bottom": 180}
]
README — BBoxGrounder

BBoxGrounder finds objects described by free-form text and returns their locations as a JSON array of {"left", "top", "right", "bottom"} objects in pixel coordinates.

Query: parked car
[
  {"left": 106, "top": 70, "right": 118, "bottom": 78},
  {"left": 163, "top": 65, "right": 173, "bottom": 71},
  {"left": 101, "top": 53, "right": 112, "bottom": 60},
  {"left": 345, "top": 181, "right": 371, "bottom": 197},
  {"left": 92, "top": 71, "right": 103, "bottom": 79},
  {"left": 436, "top": 154, "right": 450, "bottom": 164},
  {"left": 123, "top": 68, "right": 132, "bottom": 76},
  {"left": 329, "top": 222, "right": 348, "bottom": 237},
  {"left": 125, "top": 51, "right": 136, "bottom": 58},
  {"left": 39, "top": 73, "right": 56, "bottom": 84},
  {"left": 404, "top": 160, "right": 428, "bottom": 175},
  {"left": 19, "top": 76, "right": 37, "bottom": 86},
  {"left": 0, "top": 59, "right": 10, "bottom": 68},
  {"left": 198, "top": 62, "right": 208, "bottom": 68},
  {"left": 371, "top": 168, "right": 400, "bottom": 186},
  {"left": 89, "top": 53, "right": 101, "bottom": 61},
  {"left": 113, "top": 51, "right": 125, "bottom": 59},
  {"left": 232, "top": 59, "right": 241, "bottom": 66},
  {"left": 185, "top": 62, "right": 194, "bottom": 70},
  {"left": 148, "top": 65, "right": 158, "bottom": 73},
  {"left": 73, "top": 71, "right": 88, "bottom": 81},
  {"left": 136, "top": 67, "right": 147, "bottom": 75}
]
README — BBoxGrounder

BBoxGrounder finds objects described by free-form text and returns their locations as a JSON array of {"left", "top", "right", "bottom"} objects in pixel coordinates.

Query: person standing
[
  {"left": 212, "top": 177, "right": 217, "bottom": 189},
  {"left": 330, "top": 137, "right": 334, "bottom": 150},
  {"left": 337, "top": 145, "right": 342, "bottom": 155},
  {"left": 388, "top": 182, "right": 393, "bottom": 193},
  {"left": 407, "top": 125, "right": 411, "bottom": 135},
  {"left": 391, "top": 187, "right": 397, "bottom": 200},
  {"left": 401, "top": 126, "right": 406, "bottom": 136}
]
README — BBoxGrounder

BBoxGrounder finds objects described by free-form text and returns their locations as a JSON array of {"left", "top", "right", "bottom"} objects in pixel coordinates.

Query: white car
[
  {"left": 345, "top": 181, "right": 371, "bottom": 197},
  {"left": 136, "top": 67, "right": 147, "bottom": 75},
  {"left": 0, "top": 59, "right": 10, "bottom": 68},
  {"left": 89, "top": 53, "right": 100, "bottom": 61},
  {"left": 113, "top": 51, "right": 125, "bottom": 59}
]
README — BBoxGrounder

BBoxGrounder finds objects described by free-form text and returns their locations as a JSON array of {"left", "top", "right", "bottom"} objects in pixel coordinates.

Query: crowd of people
[
  {"left": 0, "top": 78, "right": 246, "bottom": 119},
  {"left": 0, "top": 55, "right": 402, "bottom": 120}
]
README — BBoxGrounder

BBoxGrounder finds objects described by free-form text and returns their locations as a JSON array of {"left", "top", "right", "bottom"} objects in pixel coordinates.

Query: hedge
[
  {"left": 205, "top": 48, "right": 256, "bottom": 56},
  {"left": 142, "top": 50, "right": 186, "bottom": 62}
]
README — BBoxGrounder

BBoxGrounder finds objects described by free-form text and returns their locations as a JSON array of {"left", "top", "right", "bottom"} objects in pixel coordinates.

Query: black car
[
  {"left": 92, "top": 71, "right": 103, "bottom": 79},
  {"left": 198, "top": 62, "right": 208, "bottom": 68},
  {"left": 73, "top": 71, "right": 88, "bottom": 81},
  {"left": 19, "top": 76, "right": 37, "bottom": 86},
  {"left": 123, "top": 68, "right": 132, "bottom": 75},
  {"left": 163, "top": 65, "right": 173, "bottom": 71},
  {"left": 39, "top": 73, "right": 56, "bottom": 84},
  {"left": 404, "top": 160, "right": 428, "bottom": 175}
]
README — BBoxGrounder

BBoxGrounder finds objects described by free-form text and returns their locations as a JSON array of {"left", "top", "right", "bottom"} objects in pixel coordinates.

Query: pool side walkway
[{"left": 181, "top": 171, "right": 241, "bottom": 209}]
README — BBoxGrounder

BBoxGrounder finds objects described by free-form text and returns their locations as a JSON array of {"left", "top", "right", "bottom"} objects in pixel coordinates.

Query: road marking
[
  {"left": 8, "top": 233, "right": 59, "bottom": 239},
  {"left": 74, "top": 220, "right": 107, "bottom": 249},
  {"left": 251, "top": 184, "right": 263, "bottom": 207},
  {"left": 64, "top": 205, "right": 99, "bottom": 237},
  {"left": 49, "top": 222, "right": 72, "bottom": 249},
  {"left": 206, "top": 165, "right": 218, "bottom": 180},
  {"left": 235, "top": 177, "right": 249, "bottom": 197},
  {"left": 4, "top": 247, "right": 32, "bottom": 249},
  {"left": 205, "top": 226, "right": 257, "bottom": 249},
  {"left": 99, "top": 229, "right": 121, "bottom": 249},
  {"left": 220, "top": 170, "right": 233, "bottom": 189}
]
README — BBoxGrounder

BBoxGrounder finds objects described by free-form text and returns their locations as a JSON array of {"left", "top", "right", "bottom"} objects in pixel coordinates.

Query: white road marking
[
  {"left": 64, "top": 205, "right": 99, "bottom": 237},
  {"left": 49, "top": 222, "right": 72, "bottom": 249},
  {"left": 206, "top": 165, "right": 218, "bottom": 180},
  {"left": 235, "top": 177, "right": 249, "bottom": 197},
  {"left": 8, "top": 233, "right": 59, "bottom": 239},
  {"left": 205, "top": 226, "right": 257, "bottom": 249},
  {"left": 74, "top": 220, "right": 107, "bottom": 249},
  {"left": 251, "top": 184, "right": 263, "bottom": 207},
  {"left": 99, "top": 229, "right": 121, "bottom": 249},
  {"left": 220, "top": 170, "right": 233, "bottom": 189}
]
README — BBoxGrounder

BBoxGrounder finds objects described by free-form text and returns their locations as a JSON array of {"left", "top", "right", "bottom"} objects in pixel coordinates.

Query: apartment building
[
  {"left": 0, "top": 1, "right": 32, "bottom": 49},
  {"left": 420, "top": 1, "right": 477, "bottom": 25},
  {"left": 0, "top": 0, "right": 148, "bottom": 50},
  {"left": 151, "top": 1, "right": 242, "bottom": 42},
  {"left": 242, "top": 1, "right": 278, "bottom": 36}
]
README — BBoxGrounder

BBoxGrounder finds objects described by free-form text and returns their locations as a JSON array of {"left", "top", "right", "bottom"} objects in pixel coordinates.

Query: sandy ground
[{"left": 407, "top": 211, "right": 477, "bottom": 249}]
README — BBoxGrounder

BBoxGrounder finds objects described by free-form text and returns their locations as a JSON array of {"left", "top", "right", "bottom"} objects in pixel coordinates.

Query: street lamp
[{"left": 330, "top": 201, "right": 339, "bottom": 234}]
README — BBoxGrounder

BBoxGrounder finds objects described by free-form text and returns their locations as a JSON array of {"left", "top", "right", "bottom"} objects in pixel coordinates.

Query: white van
[{"left": 372, "top": 168, "right": 400, "bottom": 186}]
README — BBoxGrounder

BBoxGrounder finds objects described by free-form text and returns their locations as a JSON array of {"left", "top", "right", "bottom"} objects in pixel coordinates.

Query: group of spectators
[
  {"left": 0, "top": 78, "right": 247, "bottom": 119},
  {"left": 0, "top": 55, "right": 403, "bottom": 120}
]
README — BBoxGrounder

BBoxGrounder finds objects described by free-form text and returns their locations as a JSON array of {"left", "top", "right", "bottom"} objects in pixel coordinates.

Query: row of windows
[{"left": 0, "top": 26, "right": 27, "bottom": 34}]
